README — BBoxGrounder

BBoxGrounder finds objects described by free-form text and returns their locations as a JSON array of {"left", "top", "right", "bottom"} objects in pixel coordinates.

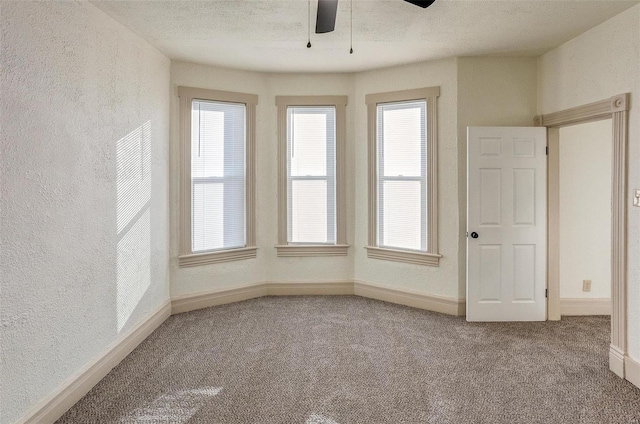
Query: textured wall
[
  {"left": 456, "top": 57, "right": 539, "bottom": 297},
  {"left": 171, "top": 59, "right": 460, "bottom": 298},
  {"left": 171, "top": 57, "right": 539, "bottom": 302},
  {"left": 169, "top": 62, "right": 356, "bottom": 297},
  {"left": 169, "top": 62, "right": 267, "bottom": 296},
  {"left": 559, "top": 120, "right": 612, "bottom": 299},
  {"left": 264, "top": 73, "right": 356, "bottom": 283},
  {"left": 537, "top": 4, "right": 640, "bottom": 359},
  {"left": 353, "top": 58, "right": 460, "bottom": 298},
  {"left": 0, "top": 2, "right": 170, "bottom": 423}
]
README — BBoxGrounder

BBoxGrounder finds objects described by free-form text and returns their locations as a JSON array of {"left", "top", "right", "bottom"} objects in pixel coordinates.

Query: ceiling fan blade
[
  {"left": 403, "top": 0, "right": 436, "bottom": 8},
  {"left": 315, "top": 0, "right": 339, "bottom": 34}
]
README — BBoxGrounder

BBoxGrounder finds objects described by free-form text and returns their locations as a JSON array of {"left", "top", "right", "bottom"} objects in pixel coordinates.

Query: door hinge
[
  {"left": 545, "top": 289, "right": 548, "bottom": 298},
  {"left": 546, "top": 146, "right": 549, "bottom": 155}
]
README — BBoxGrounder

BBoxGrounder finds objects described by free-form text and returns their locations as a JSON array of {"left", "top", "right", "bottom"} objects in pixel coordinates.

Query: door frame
[{"left": 534, "top": 93, "right": 629, "bottom": 378}]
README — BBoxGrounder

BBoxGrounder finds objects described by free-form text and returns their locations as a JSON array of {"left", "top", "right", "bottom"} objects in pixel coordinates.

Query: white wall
[
  {"left": 264, "top": 73, "right": 356, "bottom": 284},
  {"left": 169, "top": 62, "right": 267, "bottom": 296},
  {"left": 353, "top": 57, "right": 538, "bottom": 299},
  {"left": 537, "top": 4, "right": 640, "bottom": 359},
  {"left": 171, "top": 57, "right": 539, "bottom": 302},
  {"left": 170, "top": 62, "right": 355, "bottom": 297},
  {"left": 353, "top": 58, "right": 460, "bottom": 298},
  {"left": 456, "top": 57, "right": 539, "bottom": 295},
  {"left": 171, "top": 58, "right": 461, "bottom": 299},
  {"left": 0, "top": 2, "right": 170, "bottom": 423},
  {"left": 559, "top": 119, "right": 612, "bottom": 299}
]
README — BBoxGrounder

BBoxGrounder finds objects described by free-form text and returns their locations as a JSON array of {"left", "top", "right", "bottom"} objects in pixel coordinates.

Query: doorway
[
  {"left": 557, "top": 119, "right": 612, "bottom": 316},
  {"left": 538, "top": 93, "right": 629, "bottom": 377}
]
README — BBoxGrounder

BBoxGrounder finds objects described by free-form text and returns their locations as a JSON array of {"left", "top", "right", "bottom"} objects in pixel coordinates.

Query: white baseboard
[
  {"left": 624, "top": 355, "right": 640, "bottom": 389},
  {"left": 560, "top": 298, "right": 611, "bottom": 316},
  {"left": 171, "top": 280, "right": 464, "bottom": 317},
  {"left": 266, "top": 281, "right": 354, "bottom": 296},
  {"left": 609, "top": 344, "right": 625, "bottom": 378},
  {"left": 353, "top": 280, "right": 465, "bottom": 316},
  {"left": 15, "top": 300, "right": 171, "bottom": 424},
  {"left": 171, "top": 283, "right": 268, "bottom": 314},
  {"left": 171, "top": 281, "right": 354, "bottom": 314}
]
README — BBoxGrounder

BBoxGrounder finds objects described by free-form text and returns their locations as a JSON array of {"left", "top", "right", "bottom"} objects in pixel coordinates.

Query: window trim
[
  {"left": 275, "top": 95, "right": 349, "bottom": 257},
  {"left": 365, "top": 87, "right": 441, "bottom": 266},
  {"left": 177, "top": 86, "right": 258, "bottom": 267}
]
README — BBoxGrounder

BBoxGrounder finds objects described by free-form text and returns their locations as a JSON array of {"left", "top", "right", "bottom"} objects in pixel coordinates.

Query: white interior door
[{"left": 467, "top": 127, "right": 547, "bottom": 321}]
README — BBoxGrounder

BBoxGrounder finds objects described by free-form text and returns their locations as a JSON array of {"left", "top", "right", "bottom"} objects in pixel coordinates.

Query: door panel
[
  {"left": 480, "top": 169, "right": 501, "bottom": 225},
  {"left": 513, "top": 244, "right": 535, "bottom": 301},
  {"left": 513, "top": 168, "right": 536, "bottom": 225},
  {"left": 479, "top": 245, "right": 502, "bottom": 301},
  {"left": 467, "top": 127, "right": 547, "bottom": 321}
]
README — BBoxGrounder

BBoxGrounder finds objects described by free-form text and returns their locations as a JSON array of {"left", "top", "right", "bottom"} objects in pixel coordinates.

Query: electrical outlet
[
  {"left": 634, "top": 189, "right": 640, "bottom": 207},
  {"left": 583, "top": 280, "right": 592, "bottom": 292}
]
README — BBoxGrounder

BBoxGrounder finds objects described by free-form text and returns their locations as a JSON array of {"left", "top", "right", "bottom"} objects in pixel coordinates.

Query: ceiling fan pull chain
[
  {"left": 307, "top": 0, "right": 312, "bottom": 48},
  {"left": 350, "top": 0, "right": 353, "bottom": 54}
]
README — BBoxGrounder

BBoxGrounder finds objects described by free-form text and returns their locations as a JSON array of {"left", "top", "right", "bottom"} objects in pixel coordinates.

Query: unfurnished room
[{"left": 2, "top": 0, "right": 640, "bottom": 423}]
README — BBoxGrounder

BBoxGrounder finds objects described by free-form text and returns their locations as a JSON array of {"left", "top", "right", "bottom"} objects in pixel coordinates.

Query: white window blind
[
  {"left": 191, "top": 99, "right": 246, "bottom": 253},
  {"left": 376, "top": 100, "right": 427, "bottom": 251},
  {"left": 286, "top": 106, "right": 336, "bottom": 244}
]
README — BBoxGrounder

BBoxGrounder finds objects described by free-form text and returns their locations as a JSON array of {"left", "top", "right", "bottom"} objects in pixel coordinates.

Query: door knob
[{"left": 470, "top": 232, "right": 479, "bottom": 239}]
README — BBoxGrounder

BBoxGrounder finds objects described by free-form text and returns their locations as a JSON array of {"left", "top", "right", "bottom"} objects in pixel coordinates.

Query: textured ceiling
[{"left": 91, "top": 0, "right": 639, "bottom": 73}]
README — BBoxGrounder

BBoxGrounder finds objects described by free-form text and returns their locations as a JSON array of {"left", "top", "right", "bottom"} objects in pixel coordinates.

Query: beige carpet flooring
[{"left": 57, "top": 296, "right": 640, "bottom": 423}]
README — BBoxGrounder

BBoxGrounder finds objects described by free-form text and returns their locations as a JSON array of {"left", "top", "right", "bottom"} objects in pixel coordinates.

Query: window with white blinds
[
  {"left": 286, "top": 106, "right": 336, "bottom": 244},
  {"left": 376, "top": 100, "right": 427, "bottom": 252},
  {"left": 191, "top": 99, "right": 246, "bottom": 253}
]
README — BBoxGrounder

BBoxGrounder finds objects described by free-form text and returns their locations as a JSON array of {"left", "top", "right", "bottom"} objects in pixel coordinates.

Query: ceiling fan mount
[{"left": 315, "top": 0, "right": 436, "bottom": 34}]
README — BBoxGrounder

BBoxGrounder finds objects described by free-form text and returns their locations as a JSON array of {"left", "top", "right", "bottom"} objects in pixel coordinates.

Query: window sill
[
  {"left": 178, "top": 247, "right": 257, "bottom": 267},
  {"left": 365, "top": 246, "right": 441, "bottom": 267},
  {"left": 275, "top": 244, "right": 350, "bottom": 257}
]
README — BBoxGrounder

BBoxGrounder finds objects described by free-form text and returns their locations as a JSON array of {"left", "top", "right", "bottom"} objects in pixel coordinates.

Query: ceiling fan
[{"left": 315, "top": 0, "right": 436, "bottom": 34}]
